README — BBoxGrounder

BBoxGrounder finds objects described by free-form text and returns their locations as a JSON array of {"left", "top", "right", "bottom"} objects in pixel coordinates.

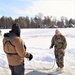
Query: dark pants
[{"left": 9, "top": 63, "right": 25, "bottom": 75}]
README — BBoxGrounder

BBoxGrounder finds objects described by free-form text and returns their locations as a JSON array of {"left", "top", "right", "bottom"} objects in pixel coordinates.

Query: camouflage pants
[{"left": 54, "top": 49, "right": 65, "bottom": 68}]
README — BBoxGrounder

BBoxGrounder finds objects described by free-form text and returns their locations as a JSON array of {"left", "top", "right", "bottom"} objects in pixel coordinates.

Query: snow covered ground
[{"left": 0, "top": 28, "right": 75, "bottom": 75}]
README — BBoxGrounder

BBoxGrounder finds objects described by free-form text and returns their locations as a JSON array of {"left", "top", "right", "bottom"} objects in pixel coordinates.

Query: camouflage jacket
[{"left": 51, "top": 34, "right": 67, "bottom": 50}]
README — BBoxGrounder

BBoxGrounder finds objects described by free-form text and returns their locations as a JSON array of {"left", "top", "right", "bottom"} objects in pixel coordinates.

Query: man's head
[
  {"left": 55, "top": 29, "right": 61, "bottom": 36},
  {"left": 11, "top": 23, "right": 20, "bottom": 37}
]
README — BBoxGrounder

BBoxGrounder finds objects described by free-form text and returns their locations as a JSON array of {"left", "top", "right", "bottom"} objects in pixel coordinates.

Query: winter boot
[
  {"left": 56, "top": 67, "right": 60, "bottom": 71},
  {"left": 59, "top": 67, "right": 64, "bottom": 72}
]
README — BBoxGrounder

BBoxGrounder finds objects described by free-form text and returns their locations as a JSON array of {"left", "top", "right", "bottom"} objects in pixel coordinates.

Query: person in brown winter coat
[{"left": 3, "top": 23, "right": 33, "bottom": 75}]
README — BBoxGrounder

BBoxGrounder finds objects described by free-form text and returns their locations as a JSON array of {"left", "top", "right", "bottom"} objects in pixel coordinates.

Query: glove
[
  {"left": 28, "top": 53, "right": 33, "bottom": 61},
  {"left": 50, "top": 43, "right": 54, "bottom": 49},
  {"left": 50, "top": 45, "right": 53, "bottom": 49}
]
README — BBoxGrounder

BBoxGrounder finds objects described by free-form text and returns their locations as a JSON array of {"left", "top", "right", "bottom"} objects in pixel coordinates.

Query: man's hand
[
  {"left": 49, "top": 46, "right": 53, "bottom": 49},
  {"left": 60, "top": 49, "right": 64, "bottom": 53}
]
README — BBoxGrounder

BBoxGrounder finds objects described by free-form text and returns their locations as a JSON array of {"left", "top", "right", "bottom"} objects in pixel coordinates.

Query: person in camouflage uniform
[{"left": 50, "top": 29, "right": 67, "bottom": 71}]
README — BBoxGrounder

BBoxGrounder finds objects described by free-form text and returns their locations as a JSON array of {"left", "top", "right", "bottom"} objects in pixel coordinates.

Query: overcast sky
[{"left": 0, "top": 0, "right": 75, "bottom": 19}]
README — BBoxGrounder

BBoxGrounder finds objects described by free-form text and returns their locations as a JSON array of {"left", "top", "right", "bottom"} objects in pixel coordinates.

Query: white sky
[
  {"left": 0, "top": 0, "right": 75, "bottom": 19},
  {"left": 27, "top": 0, "right": 75, "bottom": 19}
]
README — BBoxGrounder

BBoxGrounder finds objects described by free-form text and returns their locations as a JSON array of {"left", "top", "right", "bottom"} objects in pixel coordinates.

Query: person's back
[
  {"left": 3, "top": 23, "right": 33, "bottom": 75},
  {"left": 3, "top": 32, "right": 28, "bottom": 65}
]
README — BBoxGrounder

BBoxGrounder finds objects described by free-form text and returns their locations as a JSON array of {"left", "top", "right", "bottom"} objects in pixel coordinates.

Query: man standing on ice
[
  {"left": 3, "top": 23, "right": 33, "bottom": 75},
  {"left": 50, "top": 29, "right": 67, "bottom": 71}
]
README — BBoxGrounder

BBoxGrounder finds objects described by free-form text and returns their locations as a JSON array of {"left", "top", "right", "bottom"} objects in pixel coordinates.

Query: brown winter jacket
[{"left": 3, "top": 33, "right": 30, "bottom": 66}]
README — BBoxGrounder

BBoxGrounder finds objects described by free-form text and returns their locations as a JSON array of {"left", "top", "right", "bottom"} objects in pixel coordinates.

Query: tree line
[{"left": 0, "top": 15, "right": 75, "bottom": 29}]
